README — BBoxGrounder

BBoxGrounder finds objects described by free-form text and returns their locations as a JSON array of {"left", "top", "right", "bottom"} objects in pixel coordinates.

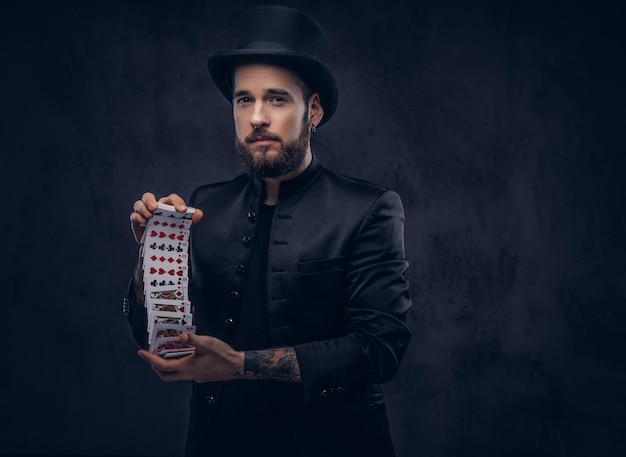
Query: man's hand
[
  {"left": 138, "top": 333, "right": 244, "bottom": 383},
  {"left": 130, "top": 192, "right": 204, "bottom": 244},
  {"left": 138, "top": 333, "right": 302, "bottom": 384}
]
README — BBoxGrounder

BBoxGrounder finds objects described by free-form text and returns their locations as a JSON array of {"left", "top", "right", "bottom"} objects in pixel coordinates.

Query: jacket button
[
  {"left": 225, "top": 317, "right": 235, "bottom": 326},
  {"left": 235, "top": 264, "right": 246, "bottom": 274},
  {"left": 205, "top": 395, "right": 216, "bottom": 405},
  {"left": 242, "top": 235, "right": 252, "bottom": 247},
  {"left": 230, "top": 291, "right": 240, "bottom": 300},
  {"left": 122, "top": 297, "right": 130, "bottom": 316},
  {"left": 247, "top": 211, "right": 257, "bottom": 222}
]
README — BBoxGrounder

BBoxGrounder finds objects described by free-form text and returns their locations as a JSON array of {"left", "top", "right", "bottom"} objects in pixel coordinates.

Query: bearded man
[{"left": 125, "top": 6, "right": 412, "bottom": 457}]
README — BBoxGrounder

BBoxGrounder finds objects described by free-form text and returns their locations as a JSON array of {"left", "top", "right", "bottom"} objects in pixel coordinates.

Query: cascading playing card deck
[{"left": 142, "top": 203, "right": 197, "bottom": 358}]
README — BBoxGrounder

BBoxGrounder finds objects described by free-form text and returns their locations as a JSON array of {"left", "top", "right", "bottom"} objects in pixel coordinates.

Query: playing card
[
  {"left": 139, "top": 203, "right": 195, "bottom": 245},
  {"left": 145, "top": 239, "right": 189, "bottom": 254},
  {"left": 146, "top": 298, "right": 191, "bottom": 314},
  {"left": 140, "top": 202, "right": 197, "bottom": 357},
  {"left": 143, "top": 265, "right": 189, "bottom": 290},
  {"left": 149, "top": 215, "right": 192, "bottom": 231},
  {"left": 145, "top": 284, "right": 188, "bottom": 301},
  {"left": 152, "top": 323, "right": 196, "bottom": 340},
  {"left": 144, "top": 275, "right": 189, "bottom": 290},
  {"left": 144, "top": 264, "right": 189, "bottom": 275},
  {"left": 145, "top": 225, "right": 190, "bottom": 243},
  {"left": 143, "top": 252, "right": 189, "bottom": 270},
  {"left": 149, "top": 323, "right": 196, "bottom": 357},
  {"left": 153, "top": 340, "right": 195, "bottom": 358},
  {"left": 154, "top": 202, "right": 196, "bottom": 220},
  {"left": 147, "top": 310, "right": 193, "bottom": 339}
]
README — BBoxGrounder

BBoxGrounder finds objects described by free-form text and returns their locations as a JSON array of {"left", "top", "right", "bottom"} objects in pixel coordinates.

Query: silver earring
[{"left": 311, "top": 125, "right": 317, "bottom": 135}]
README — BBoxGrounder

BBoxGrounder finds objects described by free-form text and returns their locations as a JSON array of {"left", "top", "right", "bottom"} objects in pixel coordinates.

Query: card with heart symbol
[{"left": 141, "top": 202, "right": 197, "bottom": 357}]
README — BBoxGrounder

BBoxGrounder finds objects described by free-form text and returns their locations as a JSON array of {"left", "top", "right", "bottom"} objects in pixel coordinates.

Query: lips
[
  {"left": 246, "top": 128, "right": 280, "bottom": 144},
  {"left": 247, "top": 136, "right": 280, "bottom": 149},
  {"left": 249, "top": 136, "right": 278, "bottom": 143}
]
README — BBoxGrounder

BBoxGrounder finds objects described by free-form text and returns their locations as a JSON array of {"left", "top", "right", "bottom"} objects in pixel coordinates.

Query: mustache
[{"left": 245, "top": 128, "right": 282, "bottom": 143}]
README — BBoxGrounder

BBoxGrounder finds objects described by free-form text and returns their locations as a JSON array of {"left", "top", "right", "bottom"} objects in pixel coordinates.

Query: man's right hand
[{"left": 130, "top": 192, "right": 204, "bottom": 244}]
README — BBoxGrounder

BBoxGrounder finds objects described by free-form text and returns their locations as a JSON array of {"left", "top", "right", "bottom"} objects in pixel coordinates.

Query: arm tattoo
[{"left": 241, "top": 347, "right": 302, "bottom": 382}]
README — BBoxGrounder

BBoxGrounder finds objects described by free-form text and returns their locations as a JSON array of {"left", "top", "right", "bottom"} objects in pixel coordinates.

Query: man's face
[{"left": 232, "top": 63, "right": 311, "bottom": 179}]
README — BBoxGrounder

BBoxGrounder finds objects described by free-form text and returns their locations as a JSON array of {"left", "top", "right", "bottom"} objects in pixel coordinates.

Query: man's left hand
[{"left": 138, "top": 333, "right": 245, "bottom": 383}]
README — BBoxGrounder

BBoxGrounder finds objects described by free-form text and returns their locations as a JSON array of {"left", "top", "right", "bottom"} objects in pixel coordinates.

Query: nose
[{"left": 249, "top": 102, "right": 269, "bottom": 129}]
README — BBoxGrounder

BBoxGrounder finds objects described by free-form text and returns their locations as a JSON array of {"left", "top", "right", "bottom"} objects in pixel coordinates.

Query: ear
[{"left": 308, "top": 93, "right": 324, "bottom": 128}]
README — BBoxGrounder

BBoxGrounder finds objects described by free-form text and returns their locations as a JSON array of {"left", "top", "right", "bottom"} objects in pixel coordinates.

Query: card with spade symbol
[
  {"left": 153, "top": 202, "right": 196, "bottom": 220},
  {"left": 141, "top": 202, "right": 196, "bottom": 357}
]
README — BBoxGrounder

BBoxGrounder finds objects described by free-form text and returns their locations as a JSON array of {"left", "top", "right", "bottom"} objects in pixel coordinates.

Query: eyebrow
[{"left": 233, "top": 88, "right": 294, "bottom": 100}]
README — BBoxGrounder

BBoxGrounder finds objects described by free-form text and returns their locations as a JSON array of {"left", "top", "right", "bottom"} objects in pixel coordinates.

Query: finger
[
  {"left": 137, "top": 349, "right": 180, "bottom": 371},
  {"left": 191, "top": 208, "right": 204, "bottom": 226},
  {"left": 130, "top": 201, "right": 154, "bottom": 244},
  {"left": 130, "top": 208, "right": 149, "bottom": 226},
  {"left": 180, "top": 332, "right": 192, "bottom": 346},
  {"left": 179, "top": 332, "right": 208, "bottom": 355},
  {"left": 133, "top": 198, "right": 154, "bottom": 220},
  {"left": 158, "top": 193, "right": 188, "bottom": 213},
  {"left": 137, "top": 349, "right": 158, "bottom": 365},
  {"left": 138, "top": 350, "right": 190, "bottom": 382},
  {"left": 129, "top": 213, "right": 147, "bottom": 244},
  {"left": 142, "top": 192, "right": 158, "bottom": 212}
]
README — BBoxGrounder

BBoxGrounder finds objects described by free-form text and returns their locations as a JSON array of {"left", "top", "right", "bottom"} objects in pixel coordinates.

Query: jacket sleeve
[
  {"left": 123, "top": 246, "right": 149, "bottom": 349},
  {"left": 294, "top": 190, "right": 412, "bottom": 402},
  {"left": 125, "top": 278, "right": 148, "bottom": 349}
]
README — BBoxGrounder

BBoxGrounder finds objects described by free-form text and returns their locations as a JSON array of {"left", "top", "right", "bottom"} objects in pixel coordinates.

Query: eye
[
  {"left": 236, "top": 97, "right": 252, "bottom": 106},
  {"left": 269, "top": 96, "right": 288, "bottom": 105}
]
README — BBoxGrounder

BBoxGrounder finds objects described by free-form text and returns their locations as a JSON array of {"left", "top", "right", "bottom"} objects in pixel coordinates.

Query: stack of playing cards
[{"left": 141, "top": 203, "right": 196, "bottom": 358}]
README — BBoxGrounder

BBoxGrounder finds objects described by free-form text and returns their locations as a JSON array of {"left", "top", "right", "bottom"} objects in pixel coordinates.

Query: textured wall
[{"left": 2, "top": 0, "right": 625, "bottom": 456}]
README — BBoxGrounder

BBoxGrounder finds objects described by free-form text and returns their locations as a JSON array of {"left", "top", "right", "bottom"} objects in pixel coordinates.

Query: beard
[{"left": 235, "top": 118, "right": 310, "bottom": 179}]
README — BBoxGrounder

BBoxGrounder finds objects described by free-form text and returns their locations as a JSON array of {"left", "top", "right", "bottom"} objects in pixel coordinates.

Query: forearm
[
  {"left": 295, "top": 318, "right": 410, "bottom": 398},
  {"left": 237, "top": 347, "right": 302, "bottom": 383}
]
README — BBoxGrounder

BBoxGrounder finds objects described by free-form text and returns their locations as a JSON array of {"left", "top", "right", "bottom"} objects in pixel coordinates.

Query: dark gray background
[{"left": 2, "top": 0, "right": 625, "bottom": 456}]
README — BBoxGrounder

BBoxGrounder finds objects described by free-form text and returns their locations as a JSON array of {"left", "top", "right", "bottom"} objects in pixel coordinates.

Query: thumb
[
  {"left": 180, "top": 332, "right": 197, "bottom": 346},
  {"left": 191, "top": 208, "right": 204, "bottom": 226}
]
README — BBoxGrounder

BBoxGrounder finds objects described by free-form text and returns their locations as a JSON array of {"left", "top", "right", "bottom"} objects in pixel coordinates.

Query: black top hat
[{"left": 207, "top": 5, "right": 338, "bottom": 126}]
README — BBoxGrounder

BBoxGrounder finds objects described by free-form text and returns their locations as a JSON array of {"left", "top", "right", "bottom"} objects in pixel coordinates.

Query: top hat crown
[{"left": 207, "top": 5, "right": 338, "bottom": 126}]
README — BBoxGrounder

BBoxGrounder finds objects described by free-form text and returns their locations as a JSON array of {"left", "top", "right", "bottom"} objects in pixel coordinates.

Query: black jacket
[{"left": 127, "top": 157, "right": 412, "bottom": 457}]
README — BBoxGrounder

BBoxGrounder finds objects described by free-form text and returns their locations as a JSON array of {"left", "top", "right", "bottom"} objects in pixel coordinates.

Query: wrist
[{"left": 232, "top": 350, "right": 245, "bottom": 379}]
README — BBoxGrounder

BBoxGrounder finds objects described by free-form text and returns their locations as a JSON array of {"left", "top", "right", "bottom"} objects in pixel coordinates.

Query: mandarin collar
[{"left": 251, "top": 155, "right": 322, "bottom": 201}]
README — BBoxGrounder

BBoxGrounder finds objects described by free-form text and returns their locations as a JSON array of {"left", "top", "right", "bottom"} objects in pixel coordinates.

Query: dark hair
[{"left": 294, "top": 75, "right": 314, "bottom": 104}]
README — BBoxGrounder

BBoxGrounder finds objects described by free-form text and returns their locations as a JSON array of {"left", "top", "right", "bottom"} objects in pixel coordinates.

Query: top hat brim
[{"left": 207, "top": 49, "right": 338, "bottom": 127}]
